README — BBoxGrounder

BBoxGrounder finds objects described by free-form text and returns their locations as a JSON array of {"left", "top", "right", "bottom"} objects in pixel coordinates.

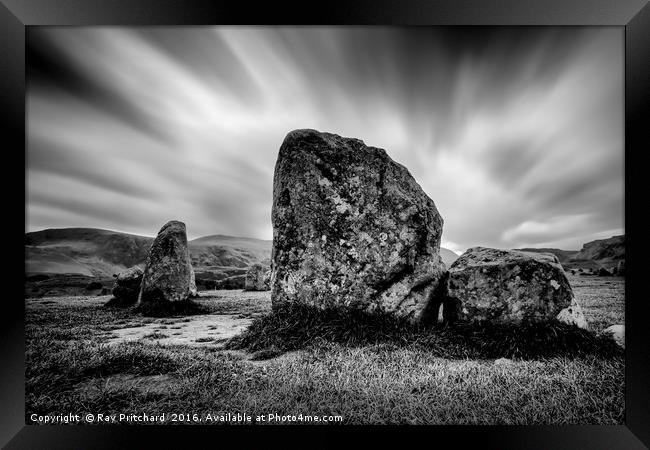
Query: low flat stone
[{"left": 443, "top": 247, "right": 585, "bottom": 327}]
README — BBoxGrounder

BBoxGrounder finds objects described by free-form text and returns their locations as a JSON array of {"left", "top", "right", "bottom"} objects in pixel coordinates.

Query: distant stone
[
  {"left": 271, "top": 129, "right": 445, "bottom": 322},
  {"left": 215, "top": 275, "right": 246, "bottom": 290},
  {"left": 111, "top": 266, "right": 143, "bottom": 304},
  {"left": 444, "top": 247, "right": 585, "bottom": 327},
  {"left": 139, "top": 221, "right": 196, "bottom": 303},
  {"left": 244, "top": 263, "right": 270, "bottom": 291},
  {"left": 617, "top": 260, "right": 625, "bottom": 276},
  {"left": 598, "top": 267, "right": 611, "bottom": 277},
  {"left": 85, "top": 281, "right": 103, "bottom": 290},
  {"left": 188, "top": 266, "right": 199, "bottom": 298},
  {"left": 601, "top": 324, "right": 625, "bottom": 348}
]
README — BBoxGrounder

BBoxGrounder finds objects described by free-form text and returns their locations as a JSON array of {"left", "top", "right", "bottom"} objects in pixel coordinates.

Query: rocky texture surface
[
  {"left": 111, "top": 266, "right": 143, "bottom": 304},
  {"left": 244, "top": 264, "right": 271, "bottom": 291},
  {"left": 270, "top": 129, "right": 445, "bottom": 322},
  {"left": 601, "top": 324, "right": 625, "bottom": 348},
  {"left": 556, "top": 298, "right": 588, "bottom": 329},
  {"left": 139, "top": 221, "right": 196, "bottom": 303},
  {"left": 443, "top": 247, "right": 582, "bottom": 326}
]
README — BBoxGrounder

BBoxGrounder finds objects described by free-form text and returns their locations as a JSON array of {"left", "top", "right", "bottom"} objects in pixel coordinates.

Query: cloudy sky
[{"left": 27, "top": 27, "right": 623, "bottom": 253}]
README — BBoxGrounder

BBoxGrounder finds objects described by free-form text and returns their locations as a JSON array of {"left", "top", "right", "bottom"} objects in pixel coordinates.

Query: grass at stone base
[
  {"left": 25, "top": 279, "right": 625, "bottom": 425},
  {"left": 226, "top": 302, "right": 622, "bottom": 360}
]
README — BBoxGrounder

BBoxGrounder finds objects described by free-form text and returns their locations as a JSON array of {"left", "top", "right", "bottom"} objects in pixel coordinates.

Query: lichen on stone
[
  {"left": 444, "top": 247, "right": 587, "bottom": 327},
  {"left": 270, "top": 129, "right": 446, "bottom": 323}
]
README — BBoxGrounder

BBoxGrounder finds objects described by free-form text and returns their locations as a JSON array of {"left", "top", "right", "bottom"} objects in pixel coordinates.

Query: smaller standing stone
[
  {"left": 244, "top": 264, "right": 271, "bottom": 291},
  {"left": 444, "top": 247, "right": 582, "bottom": 326},
  {"left": 139, "top": 220, "right": 196, "bottom": 303},
  {"left": 189, "top": 266, "right": 199, "bottom": 298}
]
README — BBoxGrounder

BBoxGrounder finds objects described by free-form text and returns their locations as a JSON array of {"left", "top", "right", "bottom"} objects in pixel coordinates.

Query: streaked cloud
[{"left": 27, "top": 27, "right": 623, "bottom": 250}]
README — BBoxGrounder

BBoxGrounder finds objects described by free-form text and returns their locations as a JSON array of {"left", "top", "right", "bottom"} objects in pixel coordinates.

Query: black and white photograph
[{"left": 25, "top": 26, "right": 625, "bottom": 425}]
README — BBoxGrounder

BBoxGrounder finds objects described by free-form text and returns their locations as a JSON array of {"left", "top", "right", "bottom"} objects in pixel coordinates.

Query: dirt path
[{"left": 107, "top": 314, "right": 254, "bottom": 347}]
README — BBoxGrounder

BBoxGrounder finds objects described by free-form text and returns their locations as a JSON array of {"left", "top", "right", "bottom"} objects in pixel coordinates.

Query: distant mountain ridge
[
  {"left": 573, "top": 235, "right": 624, "bottom": 262},
  {"left": 26, "top": 228, "right": 152, "bottom": 277},
  {"left": 514, "top": 235, "right": 624, "bottom": 271},
  {"left": 27, "top": 227, "right": 620, "bottom": 277},
  {"left": 25, "top": 227, "right": 460, "bottom": 278},
  {"left": 25, "top": 228, "right": 272, "bottom": 278}
]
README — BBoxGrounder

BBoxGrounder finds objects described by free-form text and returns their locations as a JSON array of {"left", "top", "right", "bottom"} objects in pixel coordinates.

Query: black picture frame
[{"left": 2, "top": 0, "right": 649, "bottom": 447}]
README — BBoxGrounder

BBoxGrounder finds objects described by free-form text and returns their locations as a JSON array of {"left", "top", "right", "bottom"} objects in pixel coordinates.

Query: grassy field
[{"left": 25, "top": 275, "right": 624, "bottom": 425}]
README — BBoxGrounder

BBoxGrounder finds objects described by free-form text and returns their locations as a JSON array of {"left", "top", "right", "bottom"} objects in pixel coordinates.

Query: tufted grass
[
  {"left": 26, "top": 337, "right": 624, "bottom": 425},
  {"left": 226, "top": 302, "right": 623, "bottom": 360},
  {"left": 25, "top": 277, "right": 624, "bottom": 425}
]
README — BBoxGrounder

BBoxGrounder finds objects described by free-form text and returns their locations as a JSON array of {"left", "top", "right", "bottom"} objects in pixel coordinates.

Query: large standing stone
[
  {"left": 139, "top": 221, "right": 196, "bottom": 303},
  {"left": 112, "top": 266, "right": 143, "bottom": 304},
  {"left": 443, "top": 247, "right": 587, "bottom": 328},
  {"left": 271, "top": 129, "right": 445, "bottom": 322},
  {"left": 244, "top": 264, "right": 270, "bottom": 291}
]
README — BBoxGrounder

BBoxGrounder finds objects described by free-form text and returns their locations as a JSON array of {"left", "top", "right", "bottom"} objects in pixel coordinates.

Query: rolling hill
[
  {"left": 25, "top": 227, "right": 622, "bottom": 297},
  {"left": 25, "top": 227, "right": 459, "bottom": 279},
  {"left": 189, "top": 235, "right": 271, "bottom": 270},
  {"left": 25, "top": 228, "right": 152, "bottom": 277},
  {"left": 572, "top": 235, "right": 624, "bottom": 262},
  {"left": 25, "top": 228, "right": 273, "bottom": 279},
  {"left": 514, "top": 235, "right": 624, "bottom": 271}
]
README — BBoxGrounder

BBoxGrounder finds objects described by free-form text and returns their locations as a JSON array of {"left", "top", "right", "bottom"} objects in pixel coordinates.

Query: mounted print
[{"left": 25, "top": 26, "right": 625, "bottom": 425}]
